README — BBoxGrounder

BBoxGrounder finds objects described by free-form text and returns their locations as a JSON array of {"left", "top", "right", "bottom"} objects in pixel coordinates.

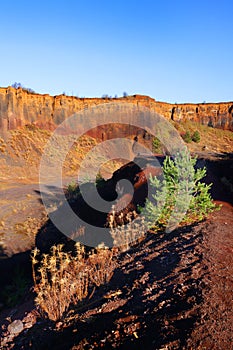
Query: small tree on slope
[{"left": 142, "top": 151, "right": 216, "bottom": 230}]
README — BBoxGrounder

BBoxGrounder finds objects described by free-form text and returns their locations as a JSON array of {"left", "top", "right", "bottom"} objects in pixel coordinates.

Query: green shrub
[
  {"left": 95, "top": 172, "right": 105, "bottom": 186},
  {"left": 182, "top": 131, "right": 192, "bottom": 143},
  {"left": 192, "top": 130, "right": 201, "bottom": 143},
  {"left": 11, "top": 82, "right": 36, "bottom": 94},
  {"left": 142, "top": 151, "right": 216, "bottom": 230},
  {"left": 66, "top": 180, "right": 79, "bottom": 199},
  {"left": 152, "top": 137, "right": 163, "bottom": 153}
]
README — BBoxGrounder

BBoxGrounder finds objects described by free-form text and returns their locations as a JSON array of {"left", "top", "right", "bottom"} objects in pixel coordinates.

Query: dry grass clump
[
  {"left": 32, "top": 242, "right": 115, "bottom": 322},
  {"left": 109, "top": 209, "right": 147, "bottom": 252},
  {"left": 88, "top": 246, "right": 115, "bottom": 287},
  {"left": 15, "top": 216, "right": 46, "bottom": 238}
]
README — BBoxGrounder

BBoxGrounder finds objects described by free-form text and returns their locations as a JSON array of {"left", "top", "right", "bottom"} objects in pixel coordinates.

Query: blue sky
[{"left": 0, "top": 0, "right": 232, "bottom": 103}]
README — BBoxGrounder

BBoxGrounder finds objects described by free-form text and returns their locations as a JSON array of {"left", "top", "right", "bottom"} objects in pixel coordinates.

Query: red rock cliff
[{"left": 0, "top": 87, "right": 232, "bottom": 132}]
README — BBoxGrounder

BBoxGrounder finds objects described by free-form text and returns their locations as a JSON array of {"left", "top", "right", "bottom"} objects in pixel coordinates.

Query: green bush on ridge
[
  {"left": 142, "top": 150, "right": 216, "bottom": 230},
  {"left": 192, "top": 130, "right": 201, "bottom": 143}
]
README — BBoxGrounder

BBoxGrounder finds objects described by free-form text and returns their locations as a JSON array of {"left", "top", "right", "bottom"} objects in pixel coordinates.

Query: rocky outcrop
[{"left": 0, "top": 87, "right": 232, "bottom": 133}]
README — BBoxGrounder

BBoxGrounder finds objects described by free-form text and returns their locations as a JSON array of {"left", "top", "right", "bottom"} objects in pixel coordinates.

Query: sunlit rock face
[{"left": 0, "top": 87, "right": 232, "bottom": 133}]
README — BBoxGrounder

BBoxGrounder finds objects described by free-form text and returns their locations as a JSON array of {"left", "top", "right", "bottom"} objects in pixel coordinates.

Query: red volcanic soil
[
  {"left": 0, "top": 155, "right": 232, "bottom": 349},
  {"left": 188, "top": 204, "right": 233, "bottom": 349},
  {"left": 1, "top": 203, "right": 232, "bottom": 350}
]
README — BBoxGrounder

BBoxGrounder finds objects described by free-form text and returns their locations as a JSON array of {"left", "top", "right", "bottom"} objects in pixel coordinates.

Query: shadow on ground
[
  {"left": 0, "top": 153, "right": 232, "bottom": 349},
  {"left": 11, "top": 221, "right": 203, "bottom": 350}
]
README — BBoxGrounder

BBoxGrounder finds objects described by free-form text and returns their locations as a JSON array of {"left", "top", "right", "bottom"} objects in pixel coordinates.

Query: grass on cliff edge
[{"left": 173, "top": 120, "right": 233, "bottom": 155}]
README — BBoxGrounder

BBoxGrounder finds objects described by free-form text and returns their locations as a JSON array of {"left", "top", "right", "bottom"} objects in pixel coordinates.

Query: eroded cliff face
[{"left": 0, "top": 87, "right": 232, "bottom": 133}]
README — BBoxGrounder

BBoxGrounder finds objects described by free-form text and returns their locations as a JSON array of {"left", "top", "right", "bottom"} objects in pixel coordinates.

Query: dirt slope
[{"left": 0, "top": 202, "right": 232, "bottom": 349}]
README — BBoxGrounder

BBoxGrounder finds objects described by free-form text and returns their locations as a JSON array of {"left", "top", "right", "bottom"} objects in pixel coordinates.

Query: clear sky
[{"left": 0, "top": 0, "right": 233, "bottom": 103}]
